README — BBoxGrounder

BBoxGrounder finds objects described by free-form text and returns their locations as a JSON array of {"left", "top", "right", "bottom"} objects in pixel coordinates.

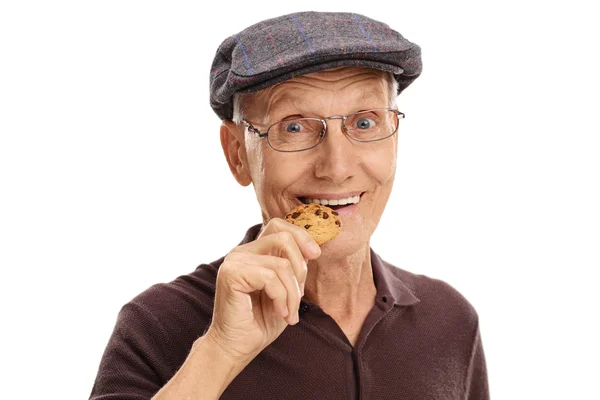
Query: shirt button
[{"left": 299, "top": 304, "right": 309, "bottom": 313}]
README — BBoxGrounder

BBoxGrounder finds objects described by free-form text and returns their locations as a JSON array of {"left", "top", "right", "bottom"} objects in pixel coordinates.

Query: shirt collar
[
  {"left": 239, "top": 224, "right": 420, "bottom": 307},
  {"left": 370, "top": 248, "right": 420, "bottom": 307},
  {"left": 240, "top": 223, "right": 263, "bottom": 245}
]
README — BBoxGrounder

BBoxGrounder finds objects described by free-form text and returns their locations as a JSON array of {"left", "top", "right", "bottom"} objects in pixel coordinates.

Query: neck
[{"left": 303, "top": 244, "right": 376, "bottom": 319}]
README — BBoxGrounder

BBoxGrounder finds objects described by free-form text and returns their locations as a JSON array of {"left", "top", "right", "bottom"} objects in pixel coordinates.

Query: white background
[{"left": 1, "top": 1, "right": 598, "bottom": 398}]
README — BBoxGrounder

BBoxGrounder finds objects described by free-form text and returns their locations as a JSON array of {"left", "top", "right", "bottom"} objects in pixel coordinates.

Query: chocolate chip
[
  {"left": 323, "top": 212, "right": 329, "bottom": 219},
  {"left": 335, "top": 220, "right": 341, "bottom": 226},
  {"left": 332, "top": 211, "right": 339, "bottom": 216},
  {"left": 304, "top": 224, "right": 311, "bottom": 229},
  {"left": 291, "top": 212, "right": 301, "bottom": 219},
  {"left": 315, "top": 209, "right": 321, "bottom": 216}
]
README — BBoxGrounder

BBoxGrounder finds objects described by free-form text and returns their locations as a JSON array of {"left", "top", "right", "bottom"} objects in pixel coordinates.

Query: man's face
[{"left": 239, "top": 67, "right": 398, "bottom": 256}]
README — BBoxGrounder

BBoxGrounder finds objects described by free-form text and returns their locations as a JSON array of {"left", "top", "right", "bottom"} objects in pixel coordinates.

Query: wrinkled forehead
[{"left": 247, "top": 67, "right": 390, "bottom": 120}]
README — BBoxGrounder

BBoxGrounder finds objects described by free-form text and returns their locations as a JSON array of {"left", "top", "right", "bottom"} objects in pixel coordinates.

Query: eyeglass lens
[{"left": 267, "top": 109, "right": 399, "bottom": 152}]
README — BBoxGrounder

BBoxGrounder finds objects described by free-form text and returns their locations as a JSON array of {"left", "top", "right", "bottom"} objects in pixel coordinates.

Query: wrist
[
  {"left": 200, "top": 328, "right": 259, "bottom": 366},
  {"left": 153, "top": 332, "right": 252, "bottom": 400}
]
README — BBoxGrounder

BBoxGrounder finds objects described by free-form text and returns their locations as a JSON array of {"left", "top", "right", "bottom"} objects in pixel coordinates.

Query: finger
[
  {"left": 227, "top": 253, "right": 301, "bottom": 324},
  {"left": 229, "top": 257, "right": 290, "bottom": 319},
  {"left": 258, "top": 218, "right": 321, "bottom": 260},
  {"left": 241, "top": 254, "right": 301, "bottom": 325},
  {"left": 243, "top": 229, "right": 310, "bottom": 287}
]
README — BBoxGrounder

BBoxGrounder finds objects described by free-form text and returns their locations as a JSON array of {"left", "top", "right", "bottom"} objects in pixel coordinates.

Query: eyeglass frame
[{"left": 241, "top": 107, "right": 405, "bottom": 153}]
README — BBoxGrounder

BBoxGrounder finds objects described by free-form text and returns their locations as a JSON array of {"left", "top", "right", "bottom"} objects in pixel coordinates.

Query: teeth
[{"left": 303, "top": 195, "right": 361, "bottom": 206}]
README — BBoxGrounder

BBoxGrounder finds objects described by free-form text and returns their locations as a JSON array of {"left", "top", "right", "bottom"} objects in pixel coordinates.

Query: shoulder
[
  {"left": 129, "top": 224, "right": 260, "bottom": 313},
  {"left": 131, "top": 257, "right": 223, "bottom": 313},
  {"left": 121, "top": 256, "right": 225, "bottom": 346},
  {"left": 380, "top": 257, "right": 479, "bottom": 329}
]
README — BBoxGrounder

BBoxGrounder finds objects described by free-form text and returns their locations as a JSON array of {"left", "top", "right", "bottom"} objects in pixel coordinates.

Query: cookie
[{"left": 284, "top": 203, "right": 342, "bottom": 246}]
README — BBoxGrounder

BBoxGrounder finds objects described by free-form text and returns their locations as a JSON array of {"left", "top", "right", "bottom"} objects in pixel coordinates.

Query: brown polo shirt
[{"left": 90, "top": 224, "right": 489, "bottom": 399}]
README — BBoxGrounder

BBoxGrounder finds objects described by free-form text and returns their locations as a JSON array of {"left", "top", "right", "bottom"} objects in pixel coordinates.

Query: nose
[{"left": 313, "top": 117, "right": 357, "bottom": 184}]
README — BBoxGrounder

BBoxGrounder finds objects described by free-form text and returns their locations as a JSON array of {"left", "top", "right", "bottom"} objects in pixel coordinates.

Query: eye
[
  {"left": 355, "top": 117, "right": 376, "bottom": 130},
  {"left": 284, "top": 122, "right": 303, "bottom": 133}
]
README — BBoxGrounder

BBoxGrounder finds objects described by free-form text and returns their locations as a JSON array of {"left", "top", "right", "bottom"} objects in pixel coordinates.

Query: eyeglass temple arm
[{"left": 242, "top": 121, "right": 268, "bottom": 138}]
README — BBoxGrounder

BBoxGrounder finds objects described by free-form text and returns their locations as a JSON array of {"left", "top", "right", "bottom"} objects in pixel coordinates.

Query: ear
[{"left": 220, "top": 121, "right": 252, "bottom": 186}]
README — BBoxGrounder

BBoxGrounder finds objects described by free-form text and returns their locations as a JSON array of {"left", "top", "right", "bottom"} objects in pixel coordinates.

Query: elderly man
[{"left": 90, "top": 11, "right": 489, "bottom": 400}]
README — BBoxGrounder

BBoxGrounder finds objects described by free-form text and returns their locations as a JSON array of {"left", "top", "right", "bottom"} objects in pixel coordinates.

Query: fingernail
[{"left": 300, "top": 283, "right": 305, "bottom": 297}]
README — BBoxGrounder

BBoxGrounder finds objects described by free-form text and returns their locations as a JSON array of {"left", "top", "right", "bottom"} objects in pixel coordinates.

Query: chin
[{"left": 320, "top": 228, "right": 370, "bottom": 258}]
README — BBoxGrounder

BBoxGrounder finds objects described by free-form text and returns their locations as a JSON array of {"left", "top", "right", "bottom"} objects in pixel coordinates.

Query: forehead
[{"left": 249, "top": 67, "right": 389, "bottom": 119}]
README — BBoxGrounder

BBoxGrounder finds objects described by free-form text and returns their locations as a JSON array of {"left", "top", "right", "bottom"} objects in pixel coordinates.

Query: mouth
[{"left": 296, "top": 192, "right": 365, "bottom": 214}]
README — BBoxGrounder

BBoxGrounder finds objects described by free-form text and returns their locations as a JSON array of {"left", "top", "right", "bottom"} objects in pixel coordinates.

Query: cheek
[
  {"left": 249, "top": 146, "right": 306, "bottom": 194},
  {"left": 264, "top": 157, "right": 307, "bottom": 188},
  {"left": 366, "top": 145, "right": 397, "bottom": 184}
]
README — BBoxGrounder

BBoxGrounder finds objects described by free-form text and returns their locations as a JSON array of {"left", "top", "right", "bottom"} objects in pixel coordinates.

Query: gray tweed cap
[{"left": 209, "top": 11, "right": 422, "bottom": 121}]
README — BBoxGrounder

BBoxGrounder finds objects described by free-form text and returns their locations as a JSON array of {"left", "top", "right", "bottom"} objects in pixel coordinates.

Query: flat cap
[{"left": 209, "top": 11, "right": 422, "bottom": 121}]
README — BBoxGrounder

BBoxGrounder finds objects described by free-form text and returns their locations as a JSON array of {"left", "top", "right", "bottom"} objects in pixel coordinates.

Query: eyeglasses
[{"left": 242, "top": 108, "right": 405, "bottom": 152}]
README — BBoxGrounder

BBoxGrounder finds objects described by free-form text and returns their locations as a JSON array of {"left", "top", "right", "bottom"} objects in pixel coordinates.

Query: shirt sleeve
[
  {"left": 465, "top": 322, "right": 490, "bottom": 400},
  {"left": 89, "top": 302, "right": 173, "bottom": 400}
]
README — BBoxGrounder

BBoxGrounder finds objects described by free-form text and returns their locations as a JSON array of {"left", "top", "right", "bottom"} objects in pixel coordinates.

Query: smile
[
  {"left": 296, "top": 192, "right": 365, "bottom": 215},
  {"left": 300, "top": 195, "right": 360, "bottom": 206}
]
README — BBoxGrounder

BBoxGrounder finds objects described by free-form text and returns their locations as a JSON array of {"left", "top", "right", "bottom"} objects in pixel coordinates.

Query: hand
[{"left": 204, "top": 218, "right": 321, "bottom": 362}]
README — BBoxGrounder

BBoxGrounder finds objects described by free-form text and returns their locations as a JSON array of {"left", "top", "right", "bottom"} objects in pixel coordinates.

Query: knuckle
[
  {"left": 219, "top": 259, "right": 233, "bottom": 274},
  {"left": 261, "top": 218, "right": 283, "bottom": 236},
  {"left": 270, "top": 217, "right": 286, "bottom": 228},
  {"left": 217, "top": 264, "right": 235, "bottom": 283},
  {"left": 222, "top": 255, "right": 241, "bottom": 271},
  {"left": 277, "top": 257, "right": 292, "bottom": 271},
  {"left": 219, "top": 254, "right": 246, "bottom": 279},
  {"left": 277, "top": 230, "right": 294, "bottom": 243},
  {"left": 225, "top": 249, "right": 245, "bottom": 262},
  {"left": 262, "top": 269, "right": 278, "bottom": 282}
]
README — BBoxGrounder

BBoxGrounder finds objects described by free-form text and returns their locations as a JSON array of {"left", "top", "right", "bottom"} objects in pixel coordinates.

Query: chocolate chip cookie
[{"left": 284, "top": 203, "right": 342, "bottom": 246}]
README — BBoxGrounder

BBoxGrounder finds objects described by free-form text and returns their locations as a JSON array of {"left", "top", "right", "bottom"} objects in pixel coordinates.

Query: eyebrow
[{"left": 355, "top": 89, "right": 387, "bottom": 108}]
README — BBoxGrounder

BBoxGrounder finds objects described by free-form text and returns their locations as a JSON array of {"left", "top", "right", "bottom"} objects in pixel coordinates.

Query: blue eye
[
  {"left": 285, "top": 122, "right": 303, "bottom": 133},
  {"left": 356, "top": 118, "right": 376, "bottom": 129}
]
